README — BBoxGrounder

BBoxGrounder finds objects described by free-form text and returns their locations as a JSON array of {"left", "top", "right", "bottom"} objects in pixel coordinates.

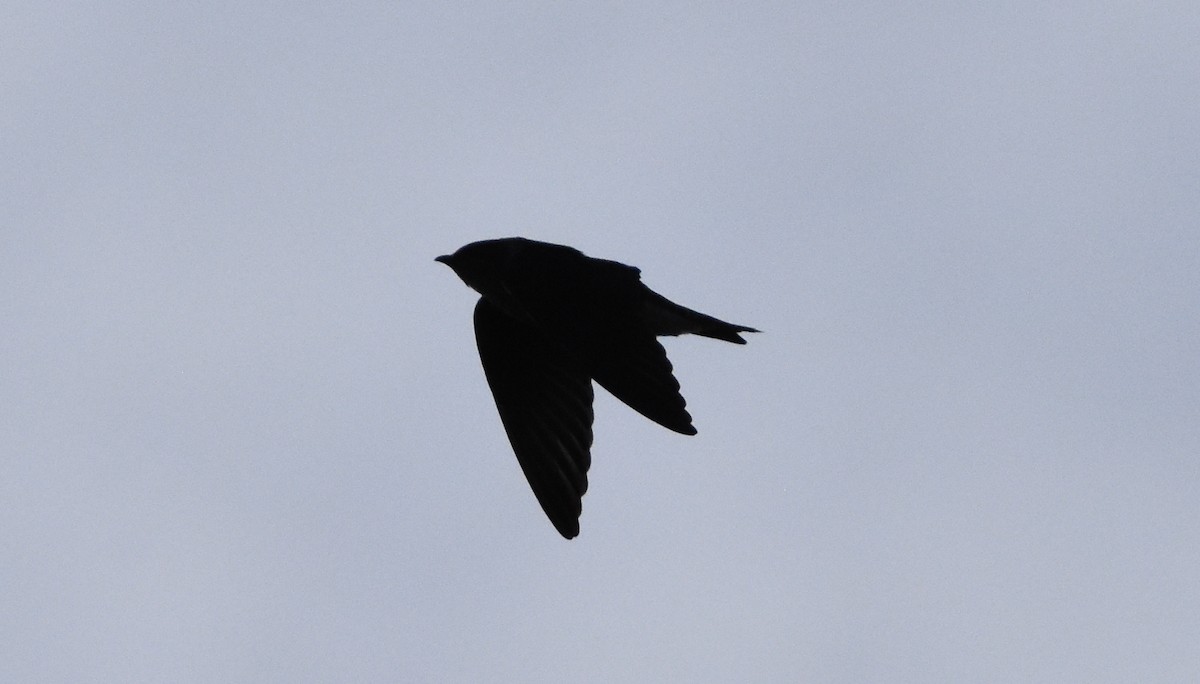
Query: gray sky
[{"left": 4, "top": 3, "right": 1198, "bottom": 682}]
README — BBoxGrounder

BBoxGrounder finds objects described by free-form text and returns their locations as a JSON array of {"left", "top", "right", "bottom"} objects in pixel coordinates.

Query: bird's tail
[{"left": 643, "top": 291, "right": 759, "bottom": 344}]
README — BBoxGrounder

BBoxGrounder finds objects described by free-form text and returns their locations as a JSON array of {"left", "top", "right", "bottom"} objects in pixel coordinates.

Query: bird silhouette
[{"left": 437, "top": 237, "right": 757, "bottom": 538}]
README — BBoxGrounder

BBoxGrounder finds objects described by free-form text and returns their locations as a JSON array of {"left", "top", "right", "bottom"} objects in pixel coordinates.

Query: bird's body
[{"left": 437, "top": 237, "right": 756, "bottom": 538}]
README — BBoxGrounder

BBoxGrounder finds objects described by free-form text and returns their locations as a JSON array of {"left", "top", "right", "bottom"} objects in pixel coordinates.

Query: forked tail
[{"left": 643, "top": 290, "right": 759, "bottom": 344}]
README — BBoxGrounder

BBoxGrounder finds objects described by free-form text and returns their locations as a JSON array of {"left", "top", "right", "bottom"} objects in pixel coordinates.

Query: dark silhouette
[{"left": 437, "top": 238, "right": 757, "bottom": 538}]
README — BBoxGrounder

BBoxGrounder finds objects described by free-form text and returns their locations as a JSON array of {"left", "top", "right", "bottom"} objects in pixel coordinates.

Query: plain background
[{"left": 4, "top": 3, "right": 1198, "bottom": 682}]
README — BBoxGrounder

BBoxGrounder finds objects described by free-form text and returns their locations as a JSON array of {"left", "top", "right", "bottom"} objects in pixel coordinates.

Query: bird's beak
[{"left": 435, "top": 254, "right": 452, "bottom": 265}]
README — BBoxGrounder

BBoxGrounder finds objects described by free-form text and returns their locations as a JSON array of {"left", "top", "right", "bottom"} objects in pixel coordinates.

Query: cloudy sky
[{"left": 4, "top": 2, "right": 1198, "bottom": 681}]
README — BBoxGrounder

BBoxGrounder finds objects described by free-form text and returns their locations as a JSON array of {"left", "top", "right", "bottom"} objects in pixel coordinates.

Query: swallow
[{"left": 436, "top": 237, "right": 757, "bottom": 538}]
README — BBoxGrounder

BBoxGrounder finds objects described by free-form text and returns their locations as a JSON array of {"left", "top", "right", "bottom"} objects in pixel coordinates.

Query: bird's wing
[
  {"left": 587, "top": 332, "right": 697, "bottom": 436},
  {"left": 473, "top": 298, "right": 594, "bottom": 539},
  {"left": 503, "top": 255, "right": 697, "bottom": 436}
]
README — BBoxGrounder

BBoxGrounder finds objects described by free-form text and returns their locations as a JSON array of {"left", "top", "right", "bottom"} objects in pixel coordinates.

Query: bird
[{"left": 436, "top": 237, "right": 757, "bottom": 538}]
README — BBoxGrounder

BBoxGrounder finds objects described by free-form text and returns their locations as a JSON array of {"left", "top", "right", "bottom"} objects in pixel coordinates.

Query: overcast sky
[{"left": 4, "top": 3, "right": 1199, "bottom": 682}]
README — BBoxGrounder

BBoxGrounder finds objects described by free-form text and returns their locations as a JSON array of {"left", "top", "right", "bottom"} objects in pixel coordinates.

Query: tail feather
[{"left": 643, "top": 290, "right": 759, "bottom": 344}]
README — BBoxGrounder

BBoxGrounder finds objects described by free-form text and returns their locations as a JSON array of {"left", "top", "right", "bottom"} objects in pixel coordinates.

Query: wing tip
[{"left": 553, "top": 518, "right": 581, "bottom": 539}]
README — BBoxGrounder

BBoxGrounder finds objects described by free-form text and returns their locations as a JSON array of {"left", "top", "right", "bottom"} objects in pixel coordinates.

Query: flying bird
[{"left": 436, "top": 237, "right": 757, "bottom": 538}]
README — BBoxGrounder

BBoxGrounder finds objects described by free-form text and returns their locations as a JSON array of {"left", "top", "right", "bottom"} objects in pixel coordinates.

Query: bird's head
[{"left": 435, "top": 238, "right": 526, "bottom": 297}]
